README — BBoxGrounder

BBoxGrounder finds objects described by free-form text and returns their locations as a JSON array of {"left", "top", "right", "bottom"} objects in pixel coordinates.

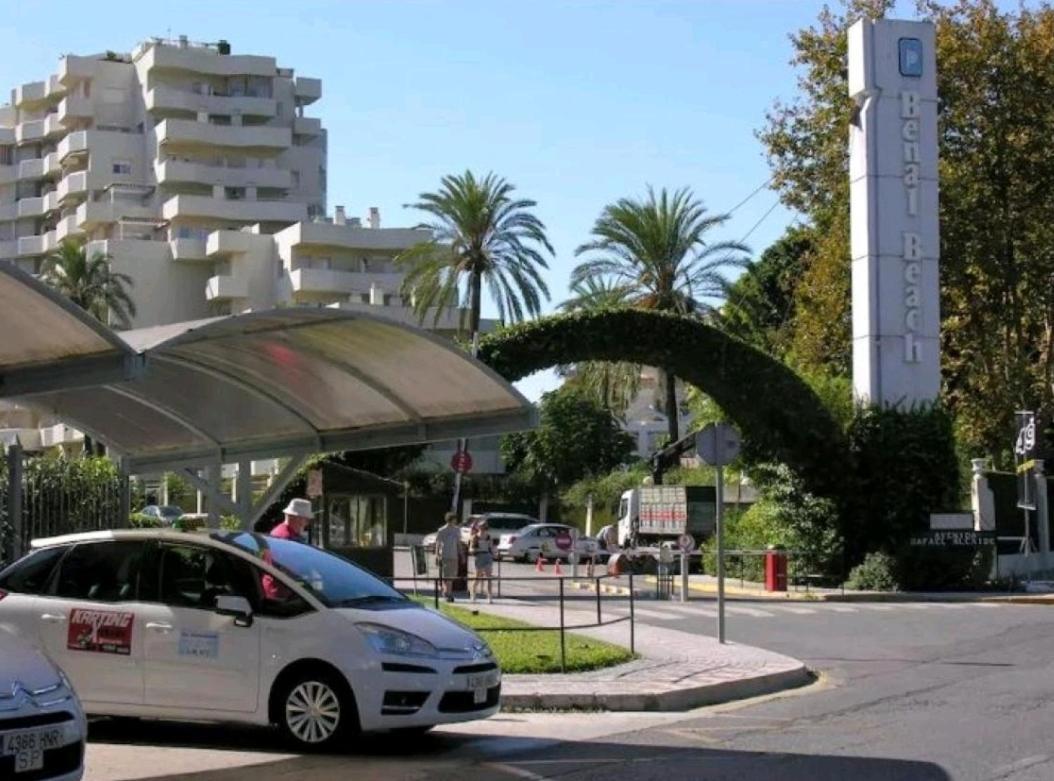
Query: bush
[
  {"left": 846, "top": 552, "right": 900, "bottom": 591},
  {"left": 128, "top": 513, "right": 162, "bottom": 528}
]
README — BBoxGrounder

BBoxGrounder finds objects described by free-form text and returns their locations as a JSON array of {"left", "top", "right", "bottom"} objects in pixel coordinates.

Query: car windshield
[{"left": 213, "top": 532, "right": 408, "bottom": 609}]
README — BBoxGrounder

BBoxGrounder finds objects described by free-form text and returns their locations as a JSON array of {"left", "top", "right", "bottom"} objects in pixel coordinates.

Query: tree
[
  {"left": 40, "top": 240, "right": 137, "bottom": 329},
  {"left": 557, "top": 276, "right": 641, "bottom": 412},
  {"left": 396, "top": 170, "right": 553, "bottom": 344},
  {"left": 501, "top": 387, "right": 636, "bottom": 492},
  {"left": 718, "top": 224, "right": 816, "bottom": 356},
  {"left": 571, "top": 187, "right": 749, "bottom": 442},
  {"left": 760, "top": 0, "right": 1054, "bottom": 461}
]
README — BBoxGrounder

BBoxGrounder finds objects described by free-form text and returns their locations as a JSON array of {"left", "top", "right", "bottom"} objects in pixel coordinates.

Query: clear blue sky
[{"left": 3, "top": 0, "right": 937, "bottom": 398}]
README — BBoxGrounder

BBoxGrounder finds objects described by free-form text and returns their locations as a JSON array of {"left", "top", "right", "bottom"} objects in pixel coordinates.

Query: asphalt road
[{"left": 86, "top": 560, "right": 1054, "bottom": 780}]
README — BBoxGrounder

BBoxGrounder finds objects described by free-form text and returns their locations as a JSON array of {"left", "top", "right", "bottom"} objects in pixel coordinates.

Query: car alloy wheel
[{"left": 285, "top": 680, "right": 342, "bottom": 745}]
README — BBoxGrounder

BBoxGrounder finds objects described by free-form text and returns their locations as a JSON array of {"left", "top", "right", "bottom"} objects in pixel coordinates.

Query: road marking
[
  {"left": 724, "top": 605, "right": 774, "bottom": 617},
  {"left": 657, "top": 603, "right": 719, "bottom": 617},
  {"left": 897, "top": 603, "right": 932, "bottom": 610},
  {"left": 824, "top": 605, "right": 858, "bottom": 612},
  {"left": 770, "top": 605, "right": 817, "bottom": 614},
  {"left": 486, "top": 762, "right": 551, "bottom": 780},
  {"left": 931, "top": 603, "right": 970, "bottom": 609},
  {"left": 856, "top": 604, "right": 895, "bottom": 611},
  {"left": 630, "top": 607, "right": 682, "bottom": 621}
]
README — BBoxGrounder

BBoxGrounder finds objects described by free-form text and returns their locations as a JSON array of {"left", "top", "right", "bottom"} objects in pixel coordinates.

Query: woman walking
[{"left": 469, "top": 519, "right": 496, "bottom": 603}]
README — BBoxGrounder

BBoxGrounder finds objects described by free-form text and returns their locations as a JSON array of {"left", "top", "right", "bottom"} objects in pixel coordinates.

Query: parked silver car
[{"left": 0, "top": 625, "right": 86, "bottom": 780}]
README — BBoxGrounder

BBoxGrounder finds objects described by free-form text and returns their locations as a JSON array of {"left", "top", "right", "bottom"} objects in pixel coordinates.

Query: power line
[
  {"left": 738, "top": 199, "right": 781, "bottom": 245},
  {"left": 724, "top": 178, "right": 773, "bottom": 217}
]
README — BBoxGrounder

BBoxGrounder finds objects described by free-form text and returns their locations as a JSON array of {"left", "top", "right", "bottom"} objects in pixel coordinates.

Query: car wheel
[
  {"left": 277, "top": 670, "right": 357, "bottom": 750},
  {"left": 525, "top": 550, "right": 539, "bottom": 563}
]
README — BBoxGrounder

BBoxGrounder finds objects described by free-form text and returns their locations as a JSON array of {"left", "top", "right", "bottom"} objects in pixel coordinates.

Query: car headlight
[{"left": 356, "top": 623, "right": 438, "bottom": 658}]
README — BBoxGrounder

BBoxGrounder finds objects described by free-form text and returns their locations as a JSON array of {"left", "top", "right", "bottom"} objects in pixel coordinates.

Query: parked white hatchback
[
  {"left": 0, "top": 529, "right": 501, "bottom": 750},
  {"left": 0, "top": 626, "right": 86, "bottom": 780}
]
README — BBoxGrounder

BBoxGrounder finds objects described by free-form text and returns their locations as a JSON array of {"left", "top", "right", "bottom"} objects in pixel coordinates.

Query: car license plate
[
  {"left": 3, "top": 727, "right": 64, "bottom": 773},
  {"left": 466, "top": 671, "right": 499, "bottom": 703}
]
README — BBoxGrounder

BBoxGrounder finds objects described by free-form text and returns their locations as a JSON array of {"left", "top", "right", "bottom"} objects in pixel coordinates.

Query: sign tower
[{"left": 848, "top": 18, "right": 941, "bottom": 406}]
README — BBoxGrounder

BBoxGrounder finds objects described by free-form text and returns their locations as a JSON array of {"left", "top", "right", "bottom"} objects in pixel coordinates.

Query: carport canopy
[{"left": 0, "top": 263, "right": 535, "bottom": 474}]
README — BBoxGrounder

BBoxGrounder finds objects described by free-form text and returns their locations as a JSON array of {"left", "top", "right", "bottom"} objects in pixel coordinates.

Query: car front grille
[
  {"left": 0, "top": 711, "right": 75, "bottom": 731},
  {"left": 0, "top": 740, "right": 83, "bottom": 781},
  {"left": 451, "top": 662, "right": 498, "bottom": 675},
  {"left": 438, "top": 684, "right": 501, "bottom": 713}
]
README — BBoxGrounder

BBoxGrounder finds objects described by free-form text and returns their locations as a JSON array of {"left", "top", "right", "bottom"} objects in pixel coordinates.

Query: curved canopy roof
[{"left": 0, "top": 263, "right": 534, "bottom": 472}]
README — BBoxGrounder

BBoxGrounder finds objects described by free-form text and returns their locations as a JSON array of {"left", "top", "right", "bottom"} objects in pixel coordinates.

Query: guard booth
[{"left": 314, "top": 463, "right": 406, "bottom": 578}]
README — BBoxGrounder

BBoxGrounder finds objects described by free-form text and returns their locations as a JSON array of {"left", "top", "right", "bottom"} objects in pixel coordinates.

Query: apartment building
[{"left": 1, "top": 36, "right": 503, "bottom": 472}]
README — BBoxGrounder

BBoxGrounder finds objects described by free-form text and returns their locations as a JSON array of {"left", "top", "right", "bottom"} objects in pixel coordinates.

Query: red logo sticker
[{"left": 67, "top": 609, "right": 134, "bottom": 655}]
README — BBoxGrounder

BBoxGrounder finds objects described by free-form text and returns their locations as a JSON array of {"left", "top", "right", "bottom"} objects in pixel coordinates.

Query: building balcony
[
  {"left": 55, "top": 214, "right": 83, "bottom": 242},
  {"left": 15, "top": 81, "right": 47, "bottom": 107},
  {"left": 17, "top": 234, "right": 48, "bottom": 257},
  {"left": 206, "top": 230, "right": 254, "bottom": 258},
  {"left": 40, "top": 424, "right": 83, "bottom": 448},
  {"left": 44, "top": 152, "right": 60, "bottom": 177},
  {"left": 169, "top": 238, "right": 208, "bottom": 261},
  {"left": 0, "top": 127, "right": 14, "bottom": 146},
  {"left": 43, "top": 114, "right": 64, "bottom": 138},
  {"left": 0, "top": 240, "right": 17, "bottom": 259},
  {"left": 280, "top": 221, "right": 430, "bottom": 252},
  {"left": 0, "top": 203, "right": 16, "bottom": 221},
  {"left": 293, "top": 116, "right": 322, "bottom": 136},
  {"left": 76, "top": 198, "right": 155, "bottom": 230},
  {"left": 57, "top": 171, "right": 88, "bottom": 202},
  {"left": 156, "top": 118, "right": 291, "bottom": 152},
  {"left": 145, "top": 86, "right": 276, "bottom": 118},
  {"left": 59, "top": 55, "right": 95, "bottom": 86},
  {"left": 206, "top": 273, "right": 249, "bottom": 301},
  {"left": 43, "top": 191, "right": 61, "bottom": 214},
  {"left": 294, "top": 77, "right": 321, "bottom": 104},
  {"left": 0, "top": 165, "right": 15, "bottom": 186},
  {"left": 155, "top": 159, "right": 292, "bottom": 189},
  {"left": 17, "top": 197, "right": 45, "bottom": 218},
  {"left": 57, "top": 130, "right": 88, "bottom": 161},
  {"left": 58, "top": 94, "right": 92, "bottom": 125},
  {"left": 290, "top": 267, "right": 403, "bottom": 297},
  {"left": 140, "top": 44, "right": 276, "bottom": 78},
  {"left": 162, "top": 194, "right": 306, "bottom": 225},
  {"left": 16, "top": 120, "right": 45, "bottom": 144},
  {"left": 18, "top": 158, "right": 46, "bottom": 180},
  {"left": 45, "top": 75, "right": 66, "bottom": 99}
]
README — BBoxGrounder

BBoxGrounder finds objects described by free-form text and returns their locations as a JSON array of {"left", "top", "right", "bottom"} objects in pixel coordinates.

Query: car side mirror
[{"left": 215, "top": 595, "right": 254, "bottom": 627}]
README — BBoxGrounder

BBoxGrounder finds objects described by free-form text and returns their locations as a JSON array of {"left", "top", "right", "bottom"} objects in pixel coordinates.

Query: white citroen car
[
  {"left": 0, "top": 529, "right": 501, "bottom": 750},
  {"left": 0, "top": 626, "right": 86, "bottom": 780}
]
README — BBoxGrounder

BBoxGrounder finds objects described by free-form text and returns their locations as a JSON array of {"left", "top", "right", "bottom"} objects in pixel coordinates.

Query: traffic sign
[
  {"left": 696, "top": 423, "right": 741, "bottom": 466},
  {"left": 677, "top": 533, "right": 696, "bottom": 552},
  {"left": 450, "top": 449, "right": 473, "bottom": 474},
  {"left": 554, "top": 530, "right": 573, "bottom": 551}
]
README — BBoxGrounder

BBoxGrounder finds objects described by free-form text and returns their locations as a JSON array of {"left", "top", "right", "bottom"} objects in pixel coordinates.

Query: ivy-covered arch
[{"left": 478, "top": 309, "right": 847, "bottom": 501}]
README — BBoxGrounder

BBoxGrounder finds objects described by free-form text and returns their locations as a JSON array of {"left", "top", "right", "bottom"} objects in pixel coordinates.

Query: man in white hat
[{"left": 270, "top": 498, "right": 313, "bottom": 542}]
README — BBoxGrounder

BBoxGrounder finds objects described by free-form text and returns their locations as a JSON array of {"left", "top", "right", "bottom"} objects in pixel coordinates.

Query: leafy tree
[
  {"left": 558, "top": 277, "right": 641, "bottom": 412},
  {"left": 396, "top": 170, "right": 553, "bottom": 345},
  {"left": 718, "top": 224, "right": 816, "bottom": 356},
  {"left": 571, "top": 187, "right": 748, "bottom": 442},
  {"left": 501, "top": 387, "right": 635, "bottom": 492},
  {"left": 40, "top": 240, "right": 137, "bottom": 329}
]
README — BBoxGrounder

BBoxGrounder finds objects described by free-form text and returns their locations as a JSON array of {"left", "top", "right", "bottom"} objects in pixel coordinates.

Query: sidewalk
[
  {"left": 460, "top": 596, "right": 811, "bottom": 711},
  {"left": 573, "top": 573, "right": 1054, "bottom": 604}
]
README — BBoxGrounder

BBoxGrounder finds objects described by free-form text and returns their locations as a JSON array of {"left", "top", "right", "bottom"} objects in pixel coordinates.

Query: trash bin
[{"left": 764, "top": 549, "right": 788, "bottom": 592}]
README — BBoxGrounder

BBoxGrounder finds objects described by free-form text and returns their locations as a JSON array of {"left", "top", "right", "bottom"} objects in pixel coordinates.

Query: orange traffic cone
[
  {"left": 553, "top": 559, "right": 563, "bottom": 576},
  {"left": 535, "top": 555, "right": 546, "bottom": 572}
]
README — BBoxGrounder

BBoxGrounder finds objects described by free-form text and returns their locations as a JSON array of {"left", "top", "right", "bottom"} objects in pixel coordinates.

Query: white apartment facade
[{"left": 0, "top": 36, "right": 502, "bottom": 472}]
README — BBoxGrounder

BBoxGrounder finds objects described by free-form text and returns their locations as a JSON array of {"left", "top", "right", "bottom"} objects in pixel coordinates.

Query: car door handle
[
  {"left": 40, "top": 613, "right": 66, "bottom": 623},
  {"left": 146, "top": 622, "right": 174, "bottom": 633}
]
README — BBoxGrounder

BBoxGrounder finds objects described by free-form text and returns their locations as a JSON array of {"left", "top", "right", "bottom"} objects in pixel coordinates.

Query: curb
[{"left": 500, "top": 665, "right": 814, "bottom": 712}]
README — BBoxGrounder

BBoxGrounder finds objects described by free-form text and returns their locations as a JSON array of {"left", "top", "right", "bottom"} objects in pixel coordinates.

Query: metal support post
[
  {"left": 119, "top": 463, "right": 131, "bottom": 529},
  {"left": 235, "top": 460, "right": 252, "bottom": 530},
  {"left": 559, "top": 578, "right": 566, "bottom": 673},
  {"left": 680, "top": 551, "right": 689, "bottom": 603},
  {"left": 7, "top": 443, "right": 24, "bottom": 562},
  {"left": 716, "top": 464, "right": 726, "bottom": 644},
  {"left": 629, "top": 571, "right": 636, "bottom": 654}
]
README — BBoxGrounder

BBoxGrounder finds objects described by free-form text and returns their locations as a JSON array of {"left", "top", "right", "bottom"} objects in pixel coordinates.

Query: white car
[
  {"left": 421, "top": 513, "right": 539, "bottom": 553},
  {"left": 0, "top": 529, "right": 501, "bottom": 750},
  {"left": 0, "top": 626, "right": 86, "bottom": 780},
  {"left": 497, "top": 523, "right": 590, "bottom": 563}
]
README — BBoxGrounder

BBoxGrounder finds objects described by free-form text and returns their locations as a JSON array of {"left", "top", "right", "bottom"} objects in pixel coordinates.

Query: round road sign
[
  {"left": 677, "top": 533, "right": 696, "bottom": 552},
  {"left": 554, "top": 530, "right": 573, "bottom": 551},
  {"left": 695, "top": 422, "right": 742, "bottom": 466},
  {"left": 450, "top": 450, "right": 473, "bottom": 474}
]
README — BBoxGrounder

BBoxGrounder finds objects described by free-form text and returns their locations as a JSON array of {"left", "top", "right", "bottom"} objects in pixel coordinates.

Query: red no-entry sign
[{"left": 450, "top": 450, "right": 473, "bottom": 474}]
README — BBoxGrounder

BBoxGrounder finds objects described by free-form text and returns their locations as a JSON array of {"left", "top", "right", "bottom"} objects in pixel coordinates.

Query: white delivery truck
[{"left": 616, "top": 485, "right": 717, "bottom": 549}]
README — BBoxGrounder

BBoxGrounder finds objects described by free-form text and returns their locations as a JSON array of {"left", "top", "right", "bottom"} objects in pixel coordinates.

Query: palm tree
[
  {"left": 41, "top": 240, "right": 137, "bottom": 330},
  {"left": 396, "top": 170, "right": 553, "bottom": 347},
  {"left": 558, "top": 277, "right": 642, "bottom": 412},
  {"left": 572, "top": 187, "right": 748, "bottom": 442}
]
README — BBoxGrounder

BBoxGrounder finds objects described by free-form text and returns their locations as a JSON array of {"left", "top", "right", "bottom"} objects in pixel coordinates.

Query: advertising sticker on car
[{"left": 67, "top": 608, "right": 134, "bottom": 655}]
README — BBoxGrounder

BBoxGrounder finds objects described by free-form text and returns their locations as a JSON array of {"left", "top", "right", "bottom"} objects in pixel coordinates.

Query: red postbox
[{"left": 764, "top": 550, "right": 788, "bottom": 592}]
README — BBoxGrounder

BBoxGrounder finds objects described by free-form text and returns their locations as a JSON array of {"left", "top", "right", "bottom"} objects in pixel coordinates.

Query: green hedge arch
[{"left": 478, "top": 309, "right": 847, "bottom": 501}]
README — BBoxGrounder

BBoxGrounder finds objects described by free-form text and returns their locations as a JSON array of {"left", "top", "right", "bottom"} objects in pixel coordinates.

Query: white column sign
[{"left": 848, "top": 19, "right": 941, "bottom": 406}]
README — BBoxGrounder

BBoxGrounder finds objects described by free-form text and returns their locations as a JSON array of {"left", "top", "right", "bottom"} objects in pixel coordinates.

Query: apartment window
[
  {"left": 313, "top": 256, "right": 331, "bottom": 270},
  {"left": 112, "top": 160, "right": 132, "bottom": 175},
  {"left": 224, "top": 187, "right": 245, "bottom": 200}
]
